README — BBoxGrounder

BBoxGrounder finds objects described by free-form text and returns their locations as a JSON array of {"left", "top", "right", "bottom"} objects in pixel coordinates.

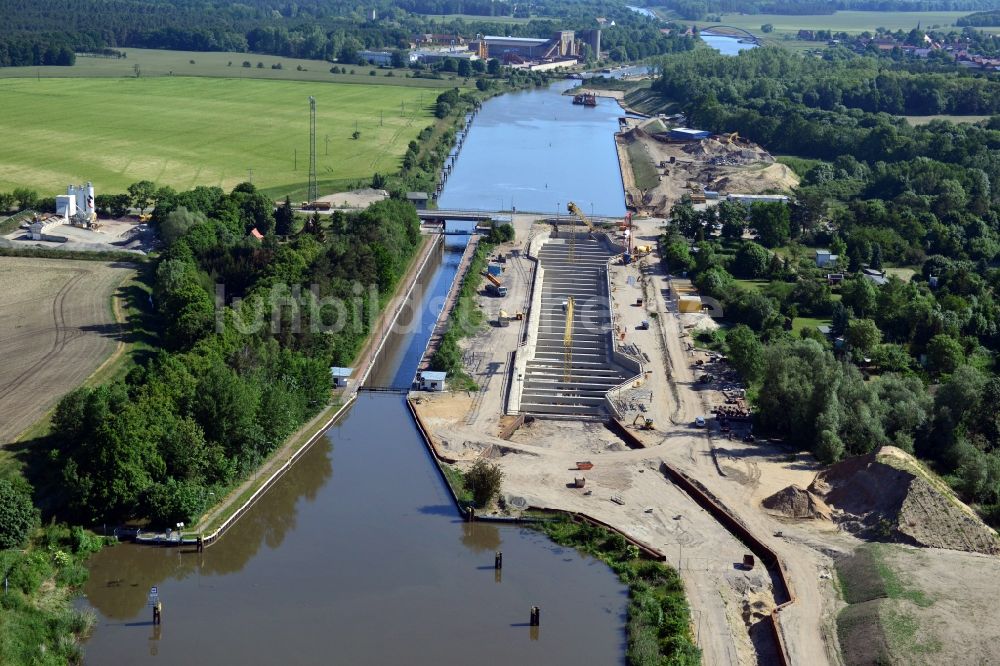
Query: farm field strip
[
  {"left": 0, "top": 77, "right": 434, "bottom": 195},
  {"left": 0, "top": 47, "right": 471, "bottom": 88},
  {"left": 0, "top": 257, "right": 135, "bottom": 445}
]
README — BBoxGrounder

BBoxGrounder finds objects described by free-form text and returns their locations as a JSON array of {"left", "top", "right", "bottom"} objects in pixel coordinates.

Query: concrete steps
[{"left": 519, "top": 236, "right": 631, "bottom": 417}]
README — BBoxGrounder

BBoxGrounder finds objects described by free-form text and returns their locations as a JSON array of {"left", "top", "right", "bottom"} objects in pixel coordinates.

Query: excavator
[
  {"left": 632, "top": 414, "right": 654, "bottom": 430},
  {"left": 720, "top": 131, "right": 739, "bottom": 144},
  {"left": 566, "top": 201, "right": 595, "bottom": 263}
]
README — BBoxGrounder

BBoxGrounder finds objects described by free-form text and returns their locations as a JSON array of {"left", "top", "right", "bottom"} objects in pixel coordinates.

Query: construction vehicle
[
  {"left": 720, "top": 131, "right": 739, "bottom": 144},
  {"left": 632, "top": 414, "right": 654, "bottom": 430},
  {"left": 566, "top": 201, "right": 596, "bottom": 263},
  {"left": 486, "top": 273, "right": 507, "bottom": 296}
]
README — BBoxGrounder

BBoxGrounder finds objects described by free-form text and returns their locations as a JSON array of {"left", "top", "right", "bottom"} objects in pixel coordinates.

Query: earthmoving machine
[
  {"left": 566, "top": 201, "right": 596, "bottom": 263},
  {"left": 720, "top": 131, "right": 739, "bottom": 144},
  {"left": 632, "top": 414, "right": 654, "bottom": 430}
]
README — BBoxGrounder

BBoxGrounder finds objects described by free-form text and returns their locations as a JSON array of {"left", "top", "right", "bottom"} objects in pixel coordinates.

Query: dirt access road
[{"left": 0, "top": 257, "right": 135, "bottom": 444}]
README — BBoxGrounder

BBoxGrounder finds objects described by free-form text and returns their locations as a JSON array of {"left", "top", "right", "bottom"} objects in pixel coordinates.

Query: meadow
[
  {"left": 0, "top": 47, "right": 472, "bottom": 88},
  {"left": 676, "top": 10, "right": 967, "bottom": 41},
  {"left": 0, "top": 76, "right": 437, "bottom": 198}
]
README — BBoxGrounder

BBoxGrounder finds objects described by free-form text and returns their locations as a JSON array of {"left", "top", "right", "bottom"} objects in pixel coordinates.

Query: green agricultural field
[
  {"left": 677, "top": 10, "right": 967, "bottom": 38},
  {"left": 0, "top": 48, "right": 472, "bottom": 88},
  {"left": 0, "top": 76, "right": 437, "bottom": 198}
]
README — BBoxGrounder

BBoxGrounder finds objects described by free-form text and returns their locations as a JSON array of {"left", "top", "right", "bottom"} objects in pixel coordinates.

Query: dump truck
[{"left": 486, "top": 273, "right": 507, "bottom": 297}]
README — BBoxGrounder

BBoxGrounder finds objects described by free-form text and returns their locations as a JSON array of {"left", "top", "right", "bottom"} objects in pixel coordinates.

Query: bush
[
  {"left": 0, "top": 479, "right": 38, "bottom": 549},
  {"left": 463, "top": 459, "right": 503, "bottom": 508},
  {"left": 9, "top": 551, "right": 52, "bottom": 594}
]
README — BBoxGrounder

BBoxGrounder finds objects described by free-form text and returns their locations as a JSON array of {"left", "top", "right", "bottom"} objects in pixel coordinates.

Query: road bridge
[{"left": 700, "top": 26, "right": 761, "bottom": 44}]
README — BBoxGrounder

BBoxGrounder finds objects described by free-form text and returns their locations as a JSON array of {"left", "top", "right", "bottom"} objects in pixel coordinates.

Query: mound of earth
[
  {"left": 762, "top": 484, "right": 832, "bottom": 520},
  {"left": 710, "top": 163, "right": 799, "bottom": 193},
  {"left": 682, "top": 137, "right": 773, "bottom": 163},
  {"left": 809, "top": 446, "right": 1000, "bottom": 555}
]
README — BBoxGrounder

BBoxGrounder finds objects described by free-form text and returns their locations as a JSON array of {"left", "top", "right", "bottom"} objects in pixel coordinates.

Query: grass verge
[{"left": 627, "top": 140, "right": 660, "bottom": 192}]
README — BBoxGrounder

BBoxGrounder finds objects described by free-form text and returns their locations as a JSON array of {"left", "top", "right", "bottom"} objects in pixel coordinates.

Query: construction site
[
  {"left": 614, "top": 118, "right": 799, "bottom": 216},
  {"left": 409, "top": 204, "right": 1000, "bottom": 665}
]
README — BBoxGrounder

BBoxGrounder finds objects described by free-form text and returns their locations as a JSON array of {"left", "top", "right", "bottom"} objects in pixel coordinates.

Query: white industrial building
[{"left": 55, "top": 182, "right": 97, "bottom": 225}]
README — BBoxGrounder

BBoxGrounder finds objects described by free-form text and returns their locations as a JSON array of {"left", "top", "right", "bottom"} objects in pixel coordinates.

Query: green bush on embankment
[
  {"left": 0, "top": 524, "right": 111, "bottom": 666},
  {"left": 538, "top": 516, "right": 702, "bottom": 666}
]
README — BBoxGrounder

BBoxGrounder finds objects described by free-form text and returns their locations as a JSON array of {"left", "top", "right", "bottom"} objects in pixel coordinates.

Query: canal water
[
  {"left": 701, "top": 33, "right": 758, "bottom": 55},
  {"left": 436, "top": 80, "right": 627, "bottom": 217},
  {"left": 81, "top": 233, "right": 628, "bottom": 662}
]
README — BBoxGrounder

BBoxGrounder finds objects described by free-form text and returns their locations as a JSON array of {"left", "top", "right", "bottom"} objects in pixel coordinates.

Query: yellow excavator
[
  {"left": 633, "top": 414, "right": 654, "bottom": 430},
  {"left": 566, "top": 201, "right": 595, "bottom": 263}
]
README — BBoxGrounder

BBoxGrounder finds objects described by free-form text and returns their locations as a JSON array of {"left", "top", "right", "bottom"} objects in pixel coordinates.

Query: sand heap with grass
[{"left": 765, "top": 446, "right": 1000, "bottom": 555}]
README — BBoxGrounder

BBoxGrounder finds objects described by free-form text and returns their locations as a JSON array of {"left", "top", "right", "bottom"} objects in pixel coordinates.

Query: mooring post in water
[
  {"left": 495, "top": 551, "right": 503, "bottom": 570},
  {"left": 529, "top": 606, "right": 540, "bottom": 626},
  {"left": 467, "top": 507, "right": 475, "bottom": 522},
  {"left": 197, "top": 535, "right": 204, "bottom": 553}
]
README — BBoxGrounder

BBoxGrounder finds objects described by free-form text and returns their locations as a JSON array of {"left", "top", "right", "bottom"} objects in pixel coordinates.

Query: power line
[{"left": 308, "top": 96, "right": 318, "bottom": 204}]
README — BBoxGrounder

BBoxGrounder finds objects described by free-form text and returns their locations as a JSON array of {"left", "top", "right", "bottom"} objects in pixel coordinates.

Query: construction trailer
[
  {"left": 330, "top": 367, "right": 353, "bottom": 388},
  {"left": 419, "top": 371, "right": 447, "bottom": 392}
]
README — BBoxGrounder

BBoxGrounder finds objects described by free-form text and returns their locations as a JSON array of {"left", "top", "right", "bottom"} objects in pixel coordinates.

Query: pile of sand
[
  {"left": 762, "top": 484, "right": 832, "bottom": 520},
  {"left": 710, "top": 163, "right": 799, "bottom": 193},
  {"left": 797, "top": 446, "right": 1000, "bottom": 555},
  {"left": 682, "top": 137, "right": 772, "bottom": 163}
]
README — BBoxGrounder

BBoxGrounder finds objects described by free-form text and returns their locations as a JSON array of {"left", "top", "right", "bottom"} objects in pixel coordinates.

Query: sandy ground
[
  {"left": 0, "top": 257, "right": 135, "bottom": 443},
  {"left": 2, "top": 217, "right": 153, "bottom": 253},
  {"left": 411, "top": 216, "right": 846, "bottom": 665},
  {"left": 313, "top": 188, "right": 389, "bottom": 209}
]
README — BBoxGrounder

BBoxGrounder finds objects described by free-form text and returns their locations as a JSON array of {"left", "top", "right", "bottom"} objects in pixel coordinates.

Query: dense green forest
[
  {"left": 654, "top": 46, "right": 1000, "bottom": 525},
  {"left": 0, "top": 0, "right": 685, "bottom": 67},
  {"left": 958, "top": 8, "right": 1000, "bottom": 25},
  {"left": 47, "top": 186, "right": 421, "bottom": 525}
]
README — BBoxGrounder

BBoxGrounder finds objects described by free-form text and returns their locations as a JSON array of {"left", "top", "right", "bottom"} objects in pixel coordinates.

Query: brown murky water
[{"left": 81, "top": 234, "right": 627, "bottom": 664}]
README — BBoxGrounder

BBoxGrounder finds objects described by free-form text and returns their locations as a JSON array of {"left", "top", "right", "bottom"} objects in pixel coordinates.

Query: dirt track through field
[{"left": 0, "top": 257, "right": 135, "bottom": 444}]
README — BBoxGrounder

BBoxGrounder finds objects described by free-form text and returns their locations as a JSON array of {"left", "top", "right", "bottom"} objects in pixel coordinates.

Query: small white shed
[
  {"left": 419, "top": 371, "right": 447, "bottom": 392},
  {"left": 330, "top": 367, "right": 353, "bottom": 388}
]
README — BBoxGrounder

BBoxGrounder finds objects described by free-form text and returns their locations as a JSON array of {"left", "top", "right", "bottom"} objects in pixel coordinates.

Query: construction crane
[
  {"left": 566, "top": 201, "right": 595, "bottom": 263},
  {"left": 563, "top": 296, "right": 575, "bottom": 382}
]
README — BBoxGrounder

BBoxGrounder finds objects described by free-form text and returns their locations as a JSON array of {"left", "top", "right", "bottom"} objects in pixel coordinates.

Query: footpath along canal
[{"left": 81, "top": 79, "right": 635, "bottom": 665}]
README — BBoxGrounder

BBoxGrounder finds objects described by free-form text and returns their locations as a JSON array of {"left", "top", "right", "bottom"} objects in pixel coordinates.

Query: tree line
[{"left": 0, "top": 0, "right": 690, "bottom": 67}]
